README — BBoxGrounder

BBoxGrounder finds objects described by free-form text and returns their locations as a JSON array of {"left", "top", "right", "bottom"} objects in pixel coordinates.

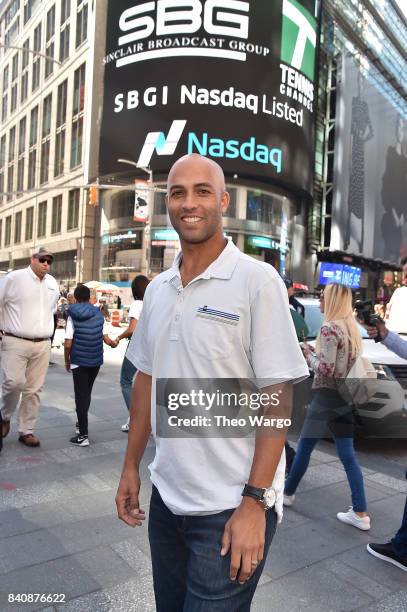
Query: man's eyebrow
[{"left": 168, "top": 182, "right": 214, "bottom": 192}]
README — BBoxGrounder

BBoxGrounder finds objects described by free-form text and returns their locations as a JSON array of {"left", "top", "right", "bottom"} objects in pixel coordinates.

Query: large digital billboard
[
  {"left": 331, "top": 55, "right": 407, "bottom": 264},
  {"left": 319, "top": 263, "right": 361, "bottom": 289},
  {"left": 97, "top": 0, "right": 321, "bottom": 198}
]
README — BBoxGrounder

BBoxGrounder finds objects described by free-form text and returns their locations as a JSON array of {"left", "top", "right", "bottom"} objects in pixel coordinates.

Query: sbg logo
[{"left": 118, "top": 0, "right": 249, "bottom": 46}]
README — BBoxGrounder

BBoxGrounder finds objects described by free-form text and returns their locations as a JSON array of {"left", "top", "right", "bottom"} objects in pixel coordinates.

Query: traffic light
[{"left": 88, "top": 185, "right": 98, "bottom": 207}]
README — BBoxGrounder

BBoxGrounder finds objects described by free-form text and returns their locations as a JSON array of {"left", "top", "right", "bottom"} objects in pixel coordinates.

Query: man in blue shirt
[{"left": 364, "top": 319, "right": 406, "bottom": 572}]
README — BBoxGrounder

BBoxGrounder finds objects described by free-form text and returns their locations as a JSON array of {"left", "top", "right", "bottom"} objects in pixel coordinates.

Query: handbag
[{"left": 337, "top": 355, "right": 378, "bottom": 406}]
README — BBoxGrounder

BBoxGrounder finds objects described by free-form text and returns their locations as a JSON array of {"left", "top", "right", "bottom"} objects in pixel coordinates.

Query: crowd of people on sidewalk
[{"left": 0, "top": 155, "right": 405, "bottom": 611}]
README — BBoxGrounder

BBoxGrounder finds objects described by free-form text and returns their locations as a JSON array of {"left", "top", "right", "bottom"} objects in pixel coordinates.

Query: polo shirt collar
[
  {"left": 27, "top": 265, "right": 46, "bottom": 282},
  {"left": 164, "top": 239, "right": 240, "bottom": 284}
]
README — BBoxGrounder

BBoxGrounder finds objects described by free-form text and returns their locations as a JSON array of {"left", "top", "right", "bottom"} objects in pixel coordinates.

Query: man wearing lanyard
[
  {"left": 116, "top": 154, "right": 308, "bottom": 610},
  {"left": 0, "top": 247, "right": 59, "bottom": 447}
]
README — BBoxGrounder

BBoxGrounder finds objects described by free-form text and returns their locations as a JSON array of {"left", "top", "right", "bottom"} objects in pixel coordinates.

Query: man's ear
[{"left": 221, "top": 191, "right": 230, "bottom": 215}]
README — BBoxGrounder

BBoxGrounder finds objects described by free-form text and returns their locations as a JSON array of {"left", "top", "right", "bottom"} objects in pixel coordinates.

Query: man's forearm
[
  {"left": 248, "top": 382, "right": 293, "bottom": 488},
  {"left": 123, "top": 371, "right": 152, "bottom": 471}
]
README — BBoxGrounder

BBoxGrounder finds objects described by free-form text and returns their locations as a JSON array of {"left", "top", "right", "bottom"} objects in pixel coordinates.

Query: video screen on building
[
  {"left": 96, "top": 0, "right": 321, "bottom": 199},
  {"left": 319, "top": 263, "right": 361, "bottom": 289}
]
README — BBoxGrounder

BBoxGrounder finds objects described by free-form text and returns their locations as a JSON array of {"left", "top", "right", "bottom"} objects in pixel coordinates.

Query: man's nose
[{"left": 181, "top": 193, "right": 198, "bottom": 209}]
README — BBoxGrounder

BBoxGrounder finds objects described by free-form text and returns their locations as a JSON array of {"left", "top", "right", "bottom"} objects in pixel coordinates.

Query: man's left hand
[{"left": 220, "top": 496, "right": 266, "bottom": 583}]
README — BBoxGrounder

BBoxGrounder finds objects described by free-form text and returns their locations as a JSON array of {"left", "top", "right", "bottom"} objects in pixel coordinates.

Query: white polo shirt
[
  {"left": 0, "top": 266, "right": 59, "bottom": 339},
  {"left": 127, "top": 240, "right": 308, "bottom": 518}
]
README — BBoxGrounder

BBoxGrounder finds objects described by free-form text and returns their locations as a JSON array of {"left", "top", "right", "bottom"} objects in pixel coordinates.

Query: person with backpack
[
  {"left": 64, "top": 284, "right": 117, "bottom": 446},
  {"left": 284, "top": 283, "right": 371, "bottom": 531}
]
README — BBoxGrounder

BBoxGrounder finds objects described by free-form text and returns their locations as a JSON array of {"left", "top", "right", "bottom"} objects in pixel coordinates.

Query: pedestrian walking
[
  {"left": 64, "top": 284, "right": 117, "bottom": 447},
  {"left": 360, "top": 317, "right": 407, "bottom": 570},
  {"left": 115, "top": 154, "right": 308, "bottom": 611},
  {"left": 115, "top": 275, "right": 150, "bottom": 432},
  {"left": 284, "top": 283, "right": 371, "bottom": 531},
  {"left": 0, "top": 248, "right": 59, "bottom": 447}
]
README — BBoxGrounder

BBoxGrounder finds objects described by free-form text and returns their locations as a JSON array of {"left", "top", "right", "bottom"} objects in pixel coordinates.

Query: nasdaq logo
[
  {"left": 137, "top": 120, "right": 187, "bottom": 167},
  {"left": 187, "top": 132, "right": 282, "bottom": 173},
  {"left": 281, "top": 0, "right": 317, "bottom": 80}
]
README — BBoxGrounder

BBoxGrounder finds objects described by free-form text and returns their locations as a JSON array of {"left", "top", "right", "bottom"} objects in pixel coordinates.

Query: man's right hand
[{"left": 115, "top": 467, "right": 145, "bottom": 527}]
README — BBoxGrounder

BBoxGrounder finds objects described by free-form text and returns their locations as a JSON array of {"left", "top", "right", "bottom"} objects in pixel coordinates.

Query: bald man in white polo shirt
[
  {"left": 116, "top": 154, "right": 308, "bottom": 611},
  {"left": 0, "top": 248, "right": 59, "bottom": 447}
]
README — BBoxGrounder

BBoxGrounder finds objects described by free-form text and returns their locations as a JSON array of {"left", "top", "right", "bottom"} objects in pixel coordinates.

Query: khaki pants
[{"left": 0, "top": 336, "right": 50, "bottom": 435}]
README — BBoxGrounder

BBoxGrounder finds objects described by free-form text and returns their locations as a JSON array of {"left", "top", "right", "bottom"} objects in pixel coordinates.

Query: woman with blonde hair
[{"left": 284, "top": 283, "right": 371, "bottom": 530}]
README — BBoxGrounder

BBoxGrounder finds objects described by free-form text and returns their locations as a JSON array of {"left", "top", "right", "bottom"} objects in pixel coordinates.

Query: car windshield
[{"left": 302, "top": 303, "right": 369, "bottom": 340}]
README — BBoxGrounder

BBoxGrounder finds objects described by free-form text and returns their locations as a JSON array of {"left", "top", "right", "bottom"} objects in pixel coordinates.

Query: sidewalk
[{"left": 0, "top": 344, "right": 406, "bottom": 612}]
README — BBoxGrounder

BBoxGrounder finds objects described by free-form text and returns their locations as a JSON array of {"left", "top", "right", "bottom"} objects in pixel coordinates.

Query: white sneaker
[
  {"left": 283, "top": 494, "right": 295, "bottom": 507},
  {"left": 337, "top": 507, "right": 371, "bottom": 531},
  {"left": 121, "top": 418, "right": 130, "bottom": 432}
]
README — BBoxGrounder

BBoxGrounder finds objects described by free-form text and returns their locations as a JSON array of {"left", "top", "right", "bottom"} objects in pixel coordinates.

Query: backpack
[{"left": 337, "top": 355, "right": 378, "bottom": 406}]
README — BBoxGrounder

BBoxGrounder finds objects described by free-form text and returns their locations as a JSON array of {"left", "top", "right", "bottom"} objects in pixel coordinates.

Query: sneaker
[
  {"left": 337, "top": 507, "right": 370, "bottom": 531},
  {"left": 283, "top": 494, "right": 295, "bottom": 507},
  {"left": 121, "top": 418, "right": 130, "bottom": 433},
  {"left": 75, "top": 421, "right": 80, "bottom": 434},
  {"left": 70, "top": 434, "right": 89, "bottom": 447},
  {"left": 367, "top": 542, "right": 407, "bottom": 572}
]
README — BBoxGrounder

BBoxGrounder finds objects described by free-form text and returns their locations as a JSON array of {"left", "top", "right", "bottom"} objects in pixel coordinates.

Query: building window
[
  {"left": 67, "top": 188, "right": 80, "bottom": 229},
  {"left": 45, "top": 5, "right": 55, "bottom": 78},
  {"left": 8, "top": 126, "right": 16, "bottom": 162},
  {"left": 61, "top": 0, "right": 70, "bottom": 23},
  {"left": 76, "top": 1, "right": 88, "bottom": 48},
  {"left": 2, "top": 94, "right": 8, "bottom": 123},
  {"left": 5, "top": 215, "right": 12, "bottom": 246},
  {"left": 24, "top": 0, "right": 39, "bottom": 25},
  {"left": 30, "top": 106, "right": 38, "bottom": 146},
  {"left": 37, "top": 200, "right": 47, "bottom": 237},
  {"left": 54, "top": 130, "right": 65, "bottom": 177},
  {"left": 3, "top": 65, "right": 9, "bottom": 92},
  {"left": 28, "top": 149, "right": 36, "bottom": 189},
  {"left": 71, "top": 64, "right": 85, "bottom": 169},
  {"left": 73, "top": 64, "right": 85, "bottom": 115},
  {"left": 21, "top": 39, "right": 29, "bottom": 103},
  {"left": 32, "top": 23, "right": 41, "bottom": 92},
  {"left": 25, "top": 206, "right": 34, "bottom": 240},
  {"left": 59, "top": 25, "right": 70, "bottom": 63},
  {"left": 17, "top": 157, "right": 25, "bottom": 193},
  {"left": 6, "top": 164, "right": 14, "bottom": 201},
  {"left": 51, "top": 194, "right": 62, "bottom": 234},
  {"left": 56, "top": 80, "right": 67, "bottom": 127},
  {"left": 14, "top": 211, "right": 22, "bottom": 243},
  {"left": 40, "top": 140, "right": 50, "bottom": 184},
  {"left": 18, "top": 117, "right": 26, "bottom": 155},
  {"left": 10, "top": 53, "right": 18, "bottom": 113},
  {"left": 0, "top": 135, "right": 5, "bottom": 169},
  {"left": 42, "top": 94, "right": 52, "bottom": 138},
  {"left": 70, "top": 117, "right": 83, "bottom": 168},
  {"left": 46, "top": 4, "right": 55, "bottom": 39}
]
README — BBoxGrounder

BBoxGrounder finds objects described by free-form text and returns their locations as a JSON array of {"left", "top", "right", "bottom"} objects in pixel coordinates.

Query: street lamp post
[{"left": 117, "top": 159, "right": 153, "bottom": 277}]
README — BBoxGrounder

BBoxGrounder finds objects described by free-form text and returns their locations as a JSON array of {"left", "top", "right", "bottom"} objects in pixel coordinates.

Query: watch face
[{"left": 263, "top": 487, "right": 276, "bottom": 508}]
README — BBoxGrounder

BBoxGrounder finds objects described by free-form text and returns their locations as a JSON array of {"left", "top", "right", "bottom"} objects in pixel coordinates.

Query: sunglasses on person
[{"left": 38, "top": 257, "right": 52, "bottom": 264}]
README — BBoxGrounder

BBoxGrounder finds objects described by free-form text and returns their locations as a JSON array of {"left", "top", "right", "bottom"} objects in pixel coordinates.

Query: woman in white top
[{"left": 116, "top": 275, "right": 150, "bottom": 432}]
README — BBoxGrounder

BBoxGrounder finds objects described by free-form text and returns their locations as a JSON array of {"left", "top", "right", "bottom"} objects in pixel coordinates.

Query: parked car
[{"left": 294, "top": 297, "right": 407, "bottom": 438}]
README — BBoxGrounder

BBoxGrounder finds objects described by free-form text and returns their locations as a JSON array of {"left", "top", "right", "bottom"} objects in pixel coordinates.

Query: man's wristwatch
[{"left": 242, "top": 484, "right": 276, "bottom": 510}]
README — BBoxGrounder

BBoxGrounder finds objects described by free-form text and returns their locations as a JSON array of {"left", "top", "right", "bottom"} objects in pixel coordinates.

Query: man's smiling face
[{"left": 166, "top": 155, "right": 230, "bottom": 245}]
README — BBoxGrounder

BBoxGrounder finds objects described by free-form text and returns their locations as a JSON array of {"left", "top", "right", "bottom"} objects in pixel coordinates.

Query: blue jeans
[
  {"left": 285, "top": 436, "right": 367, "bottom": 512},
  {"left": 119, "top": 356, "right": 137, "bottom": 411},
  {"left": 148, "top": 486, "right": 277, "bottom": 612},
  {"left": 392, "top": 472, "right": 407, "bottom": 557}
]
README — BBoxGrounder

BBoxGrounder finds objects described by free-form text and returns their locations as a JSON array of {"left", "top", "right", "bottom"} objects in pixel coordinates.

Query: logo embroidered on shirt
[{"left": 196, "top": 306, "right": 239, "bottom": 325}]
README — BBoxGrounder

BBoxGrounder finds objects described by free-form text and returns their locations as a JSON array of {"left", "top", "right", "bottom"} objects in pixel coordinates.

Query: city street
[{"left": 0, "top": 330, "right": 406, "bottom": 612}]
